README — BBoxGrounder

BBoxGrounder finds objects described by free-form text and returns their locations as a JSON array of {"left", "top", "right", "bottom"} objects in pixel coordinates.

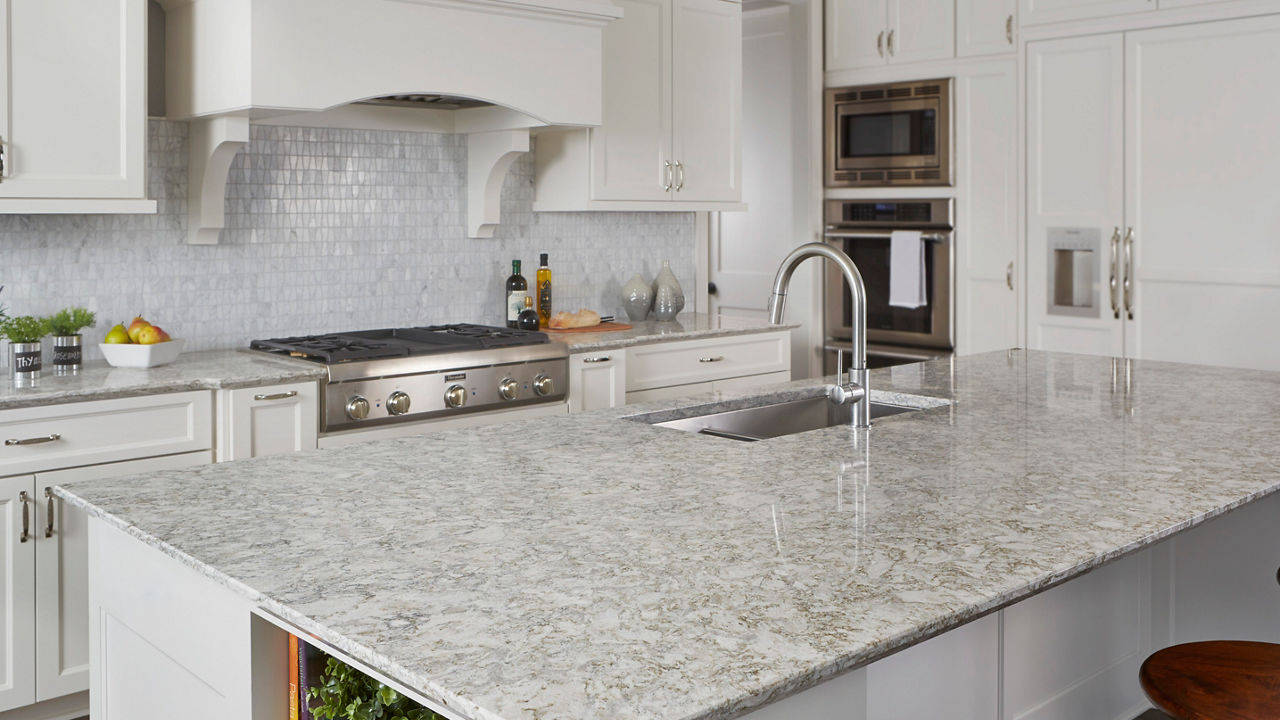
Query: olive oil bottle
[{"left": 536, "top": 253, "right": 552, "bottom": 328}]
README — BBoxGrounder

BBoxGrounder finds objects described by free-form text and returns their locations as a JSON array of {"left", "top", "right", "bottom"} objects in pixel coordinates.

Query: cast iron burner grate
[{"left": 249, "top": 335, "right": 411, "bottom": 363}]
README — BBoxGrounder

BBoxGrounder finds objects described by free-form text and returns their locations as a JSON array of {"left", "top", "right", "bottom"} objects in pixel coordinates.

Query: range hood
[{"left": 154, "top": 0, "right": 621, "bottom": 242}]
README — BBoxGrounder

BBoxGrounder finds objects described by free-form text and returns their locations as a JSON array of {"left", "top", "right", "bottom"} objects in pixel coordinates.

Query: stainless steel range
[{"left": 250, "top": 324, "right": 569, "bottom": 435}]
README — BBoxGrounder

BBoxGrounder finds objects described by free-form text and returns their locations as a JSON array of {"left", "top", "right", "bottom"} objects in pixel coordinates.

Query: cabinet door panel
[
  {"left": 33, "top": 451, "right": 211, "bottom": 703},
  {"left": 957, "top": 63, "right": 1018, "bottom": 355},
  {"left": 591, "top": 0, "right": 673, "bottom": 202},
  {"left": 957, "top": 0, "right": 1015, "bottom": 58},
  {"left": 1026, "top": 34, "right": 1125, "bottom": 358},
  {"left": 825, "top": 0, "right": 888, "bottom": 71},
  {"left": 1003, "top": 550, "right": 1154, "bottom": 720},
  {"left": 0, "top": 0, "right": 146, "bottom": 199},
  {"left": 1019, "top": 0, "right": 1152, "bottom": 26},
  {"left": 569, "top": 354, "right": 626, "bottom": 413},
  {"left": 888, "top": 0, "right": 955, "bottom": 64},
  {"left": 1124, "top": 15, "right": 1280, "bottom": 371},
  {"left": 221, "top": 382, "right": 319, "bottom": 461},
  {"left": 867, "top": 614, "right": 999, "bottom": 720},
  {"left": 0, "top": 475, "right": 35, "bottom": 712},
  {"left": 672, "top": 0, "right": 742, "bottom": 202}
]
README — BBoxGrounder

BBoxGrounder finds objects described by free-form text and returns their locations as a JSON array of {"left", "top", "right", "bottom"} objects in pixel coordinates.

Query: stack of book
[{"left": 288, "top": 634, "right": 325, "bottom": 720}]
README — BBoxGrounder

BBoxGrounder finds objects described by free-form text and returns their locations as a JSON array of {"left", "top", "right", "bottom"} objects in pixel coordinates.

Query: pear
[
  {"left": 126, "top": 316, "right": 151, "bottom": 343},
  {"left": 136, "top": 325, "right": 170, "bottom": 345},
  {"left": 103, "top": 323, "right": 131, "bottom": 344}
]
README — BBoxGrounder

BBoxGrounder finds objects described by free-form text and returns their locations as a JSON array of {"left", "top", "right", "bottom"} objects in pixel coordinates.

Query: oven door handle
[{"left": 824, "top": 230, "right": 951, "bottom": 243}]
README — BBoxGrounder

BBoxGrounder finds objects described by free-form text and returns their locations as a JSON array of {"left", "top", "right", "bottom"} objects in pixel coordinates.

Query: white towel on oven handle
[{"left": 889, "top": 230, "right": 927, "bottom": 309}]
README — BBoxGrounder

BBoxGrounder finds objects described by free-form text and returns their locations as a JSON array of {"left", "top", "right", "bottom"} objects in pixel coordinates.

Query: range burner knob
[
  {"left": 346, "top": 395, "right": 371, "bottom": 420},
  {"left": 386, "top": 391, "right": 411, "bottom": 416},
  {"left": 499, "top": 377, "right": 519, "bottom": 401},
  {"left": 532, "top": 374, "right": 554, "bottom": 397},
  {"left": 444, "top": 384, "right": 467, "bottom": 409}
]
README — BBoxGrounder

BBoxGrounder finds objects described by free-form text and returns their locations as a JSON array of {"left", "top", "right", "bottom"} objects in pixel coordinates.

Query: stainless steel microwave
[{"left": 825, "top": 78, "right": 952, "bottom": 187}]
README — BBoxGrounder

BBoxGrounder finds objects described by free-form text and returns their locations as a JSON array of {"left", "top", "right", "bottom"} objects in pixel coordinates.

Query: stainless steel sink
[{"left": 650, "top": 396, "right": 917, "bottom": 441}]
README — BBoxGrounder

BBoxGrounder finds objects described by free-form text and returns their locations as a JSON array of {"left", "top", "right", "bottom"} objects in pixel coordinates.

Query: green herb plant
[
  {"left": 307, "top": 655, "right": 443, "bottom": 720},
  {"left": 0, "top": 285, "right": 8, "bottom": 321},
  {"left": 0, "top": 315, "right": 50, "bottom": 344},
  {"left": 48, "top": 306, "right": 97, "bottom": 336}
]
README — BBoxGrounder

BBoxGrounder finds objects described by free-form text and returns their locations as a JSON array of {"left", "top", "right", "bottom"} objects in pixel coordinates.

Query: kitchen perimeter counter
[
  {"left": 0, "top": 349, "right": 324, "bottom": 410},
  {"left": 556, "top": 312, "right": 797, "bottom": 353},
  {"left": 56, "top": 351, "right": 1280, "bottom": 720}
]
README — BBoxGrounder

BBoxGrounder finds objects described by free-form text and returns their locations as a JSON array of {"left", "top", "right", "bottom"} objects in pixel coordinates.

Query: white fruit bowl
[{"left": 99, "top": 339, "right": 186, "bottom": 368}]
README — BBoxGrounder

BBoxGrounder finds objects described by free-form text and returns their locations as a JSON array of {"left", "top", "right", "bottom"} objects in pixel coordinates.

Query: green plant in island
[
  {"left": 307, "top": 655, "right": 443, "bottom": 720},
  {"left": 0, "top": 315, "right": 50, "bottom": 344},
  {"left": 47, "top": 306, "right": 97, "bottom": 336}
]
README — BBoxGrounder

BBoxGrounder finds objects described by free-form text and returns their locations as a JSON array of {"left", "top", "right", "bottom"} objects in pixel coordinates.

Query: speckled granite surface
[
  {"left": 557, "top": 312, "right": 796, "bottom": 353},
  {"left": 0, "top": 350, "right": 324, "bottom": 410},
  {"left": 56, "top": 351, "right": 1280, "bottom": 720}
]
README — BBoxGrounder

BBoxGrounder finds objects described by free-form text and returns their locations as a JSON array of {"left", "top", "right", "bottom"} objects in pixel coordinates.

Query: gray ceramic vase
[
  {"left": 621, "top": 273, "right": 653, "bottom": 322},
  {"left": 652, "top": 260, "right": 685, "bottom": 322}
]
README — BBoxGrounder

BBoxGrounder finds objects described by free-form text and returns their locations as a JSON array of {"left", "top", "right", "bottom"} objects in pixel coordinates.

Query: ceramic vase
[
  {"left": 652, "top": 260, "right": 685, "bottom": 322},
  {"left": 621, "top": 273, "right": 653, "bottom": 322}
]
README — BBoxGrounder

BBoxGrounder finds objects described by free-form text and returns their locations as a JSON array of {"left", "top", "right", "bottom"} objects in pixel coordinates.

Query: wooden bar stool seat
[{"left": 1140, "top": 641, "right": 1280, "bottom": 720}]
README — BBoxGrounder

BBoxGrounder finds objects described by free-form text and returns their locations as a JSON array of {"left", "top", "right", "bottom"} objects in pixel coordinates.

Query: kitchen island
[{"left": 56, "top": 350, "right": 1280, "bottom": 720}]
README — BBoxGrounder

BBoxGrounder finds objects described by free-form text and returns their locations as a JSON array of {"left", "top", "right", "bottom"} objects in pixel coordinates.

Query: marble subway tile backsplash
[{"left": 0, "top": 121, "right": 695, "bottom": 364}]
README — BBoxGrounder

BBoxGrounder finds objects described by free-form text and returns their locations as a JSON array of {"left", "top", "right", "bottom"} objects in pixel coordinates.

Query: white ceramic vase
[
  {"left": 652, "top": 260, "right": 685, "bottom": 322},
  {"left": 621, "top": 273, "right": 653, "bottom": 322}
]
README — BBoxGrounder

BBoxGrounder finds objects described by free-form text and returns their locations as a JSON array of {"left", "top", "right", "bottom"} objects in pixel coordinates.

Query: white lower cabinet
[
  {"left": 568, "top": 352, "right": 627, "bottom": 413},
  {"left": 0, "top": 392, "right": 215, "bottom": 715},
  {"left": 625, "top": 332, "right": 791, "bottom": 402},
  {"left": 216, "top": 382, "right": 319, "bottom": 461}
]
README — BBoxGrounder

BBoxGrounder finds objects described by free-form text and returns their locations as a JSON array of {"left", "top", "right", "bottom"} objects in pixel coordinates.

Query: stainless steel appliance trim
[
  {"left": 824, "top": 197, "right": 955, "bottom": 231},
  {"left": 824, "top": 230, "right": 950, "bottom": 243},
  {"left": 833, "top": 97, "right": 940, "bottom": 172},
  {"left": 319, "top": 342, "right": 570, "bottom": 384},
  {"left": 825, "top": 78, "right": 952, "bottom": 188}
]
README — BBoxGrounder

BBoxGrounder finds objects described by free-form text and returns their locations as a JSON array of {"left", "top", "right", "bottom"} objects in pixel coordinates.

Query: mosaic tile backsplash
[{"left": 0, "top": 121, "right": 696, "bottom": 364}]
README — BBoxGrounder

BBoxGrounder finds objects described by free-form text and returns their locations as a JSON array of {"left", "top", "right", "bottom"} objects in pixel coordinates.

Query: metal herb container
[
  {"left": 51, "top": 334, "right": 83, "bottom": 375},
  {"left": 9, "top": 341, "right": 42, "bottom": 385}
]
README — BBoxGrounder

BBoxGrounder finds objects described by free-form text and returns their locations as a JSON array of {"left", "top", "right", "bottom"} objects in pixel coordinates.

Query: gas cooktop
[
  {"left": 249, "top": 324, "right": 550, "bottom": 363},
  {"left": 249, "top": 324, "right": 568, "bottom": 434}
]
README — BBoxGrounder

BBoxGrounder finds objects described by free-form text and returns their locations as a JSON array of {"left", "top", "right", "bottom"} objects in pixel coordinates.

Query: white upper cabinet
[
  {"left": 1019, "top": 0, "right": 1153, "bottom": 26},
  {"left": 0, "top": 0, "right": 152, "bottom": 213},
  {"left": 825, "top": 0, "right": 890, "bottom": 71},
  {"left": 591, "top": 0, "right": 673, "bottom": 203},
  {"left": 957, "top": 0, "right": 1017, "bottom": 57},
  {"left": 825, "top": 0, "right": 954, "bottom": 71},
  {"left": 534, "top": 0, "right": 743, "bottom": 211}
]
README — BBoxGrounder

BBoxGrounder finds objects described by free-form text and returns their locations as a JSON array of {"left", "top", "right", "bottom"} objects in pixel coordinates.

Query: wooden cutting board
[{"left": 545, "top": 322, "right": 633, "bottom": 334}]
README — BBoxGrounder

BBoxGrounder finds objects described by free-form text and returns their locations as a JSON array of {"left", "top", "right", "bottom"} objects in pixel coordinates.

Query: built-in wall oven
[
  {"left": 825, "top": 198, "right": 954, "bottom": 370},
  {"left": 825, "top": 78, "right": 952, "bottom": 188}
]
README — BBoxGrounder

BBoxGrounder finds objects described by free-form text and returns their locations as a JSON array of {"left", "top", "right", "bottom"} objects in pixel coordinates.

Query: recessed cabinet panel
[
  {"left": 888, "top": 0, "right": 955, "bottom": 64},
  {"left": 221, "top": 383, "right": 319, "bottom": 461},
  {"left": 0, "top": 475, "right": 36, "bottom": 712},
  {"left": 957, "top": 0, "right": 1015, "bottom": 57},
  {"left": 591, "top": 0, "right": 672, "bottom": 202},
  {"left": 672, "top": 0, "right": 743, "bottom": 202},
  {"left": 825, "top": 0, "right": 889, "bottom": 70},
  {"left": 568, "top": 353, "right": 627, "bottom": 413},
  {"left": 0, "top": 0, "right": 147, "bottom": 203},
  {"left": 1019, "top": 0, "right": 1153, "bottom": 26}
]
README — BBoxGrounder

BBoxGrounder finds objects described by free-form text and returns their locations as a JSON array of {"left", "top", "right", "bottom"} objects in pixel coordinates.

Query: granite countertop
[
  {"left": 55, "top": 351, "right": 1280, "bottom": 720},
  {"left": 556, "top": 312, "right": 797, "bottom": 353},
  {"left": 0, "top": 350, "right": 325, "bottom": 410}
]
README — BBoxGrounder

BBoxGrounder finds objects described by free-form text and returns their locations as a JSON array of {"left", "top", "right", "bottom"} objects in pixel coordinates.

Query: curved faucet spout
[{"left": 768, "top": 242, "right": 870, "bottom": 427}]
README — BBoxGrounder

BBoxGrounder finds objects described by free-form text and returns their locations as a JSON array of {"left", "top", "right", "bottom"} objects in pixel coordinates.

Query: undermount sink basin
[{"left": 650, "top": 396, "right": 917, "bottom": 441}]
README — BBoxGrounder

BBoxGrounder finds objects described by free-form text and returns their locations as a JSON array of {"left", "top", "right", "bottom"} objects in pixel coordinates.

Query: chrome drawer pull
[
  {"left": 5, "top": 433, "right": 61, "bottom": 447},
  {"left": 583, "top": 356, "right": 612, "bottom": 364},
  {"left": 44, "top": 487, "right": 53, "bottom": 538},
  {"left": 699, "top": 356, "right": 725, "bottom": 363},
  {"left": 253, "top": 390, "right": 298, "bottom": 401},
  {"left": 19, "top": 491, "right": 30, "bottom": 543}
]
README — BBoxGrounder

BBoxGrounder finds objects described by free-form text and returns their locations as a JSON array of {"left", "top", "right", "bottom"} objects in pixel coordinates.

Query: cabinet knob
[{"left": 708, "top": 282, "right": 718, "bottom": 296}]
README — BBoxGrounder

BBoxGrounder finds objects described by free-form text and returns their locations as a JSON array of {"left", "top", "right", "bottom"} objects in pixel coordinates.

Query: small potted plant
[
  {"left": 47, "top": 306, "right": 96, "bottom": 376},
  {"left": 307, "top": 654, "right": 443, "bottom": 720},
  {"left": 1, "top": 315, "right": 51, "bottom": 386}
]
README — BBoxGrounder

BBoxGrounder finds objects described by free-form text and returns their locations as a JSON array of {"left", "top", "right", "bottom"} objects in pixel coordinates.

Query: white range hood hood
[{"left": 155, "top": 0, "right": 621, "bottom": 242}]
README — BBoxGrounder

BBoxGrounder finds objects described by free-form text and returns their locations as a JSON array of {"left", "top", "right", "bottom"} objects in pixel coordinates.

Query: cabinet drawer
[
  {"left": 0, "top": 391, "right": 212, "bottom": 476},
  {"left": 625, "top": 332, "right": 789, "bottom": 391}
]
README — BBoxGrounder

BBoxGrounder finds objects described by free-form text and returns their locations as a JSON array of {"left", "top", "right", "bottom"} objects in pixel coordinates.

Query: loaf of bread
[{"left": 549, "top": 309, "right": 601, "bottom": 329}]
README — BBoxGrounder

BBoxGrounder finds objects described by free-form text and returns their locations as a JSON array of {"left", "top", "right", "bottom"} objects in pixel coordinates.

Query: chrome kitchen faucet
[{"left": 768, "top": 243, "right": 871, "bottom": 428}]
